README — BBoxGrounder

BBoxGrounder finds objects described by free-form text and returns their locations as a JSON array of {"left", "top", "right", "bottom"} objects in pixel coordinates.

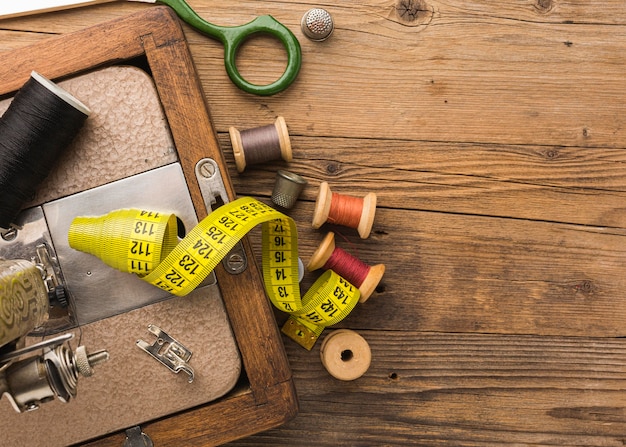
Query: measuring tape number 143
[{"left": 68, "top": 197, "right": 361, "bottom": 349}]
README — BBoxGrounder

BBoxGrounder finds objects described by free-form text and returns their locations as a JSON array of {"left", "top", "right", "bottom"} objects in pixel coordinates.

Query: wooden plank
[
  {"left": 185, "top": 1, "right": 626, "bottom": 150},
  {"left": 239, "top": 201, "right": 626, "bottom": 338},
  {"left": 225, "top": 331, "right": 626, "bottom": 446},
  {"left": 223, "top": 135, "right": 626, "bottom": 338},
  {"left": 4, "top": 2, "right": 626, "bottom": 149},
  {"left": 202, "top": 18, "right": 626, "bottom": 146},
  {"left": 222, "top": 135, "right": 626, "bottom": 228},
  {"left": 0, "top": 30, "right": 53, "bottom": 52}
]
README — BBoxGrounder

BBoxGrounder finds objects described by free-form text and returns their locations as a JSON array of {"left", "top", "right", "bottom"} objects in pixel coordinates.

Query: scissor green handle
[{"left": 158, "top": 0, "right": 302, "bottom": 96}]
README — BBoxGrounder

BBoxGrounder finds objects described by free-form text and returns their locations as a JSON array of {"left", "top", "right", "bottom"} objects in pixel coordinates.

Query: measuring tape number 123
[{"left": 68, "top": 197, "right": 361, "bottom": 349}]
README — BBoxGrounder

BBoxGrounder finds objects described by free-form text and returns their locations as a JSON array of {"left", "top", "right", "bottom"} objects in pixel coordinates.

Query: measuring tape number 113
[{"left": 68, "top": 197, "right": 361, "bottom": 349}]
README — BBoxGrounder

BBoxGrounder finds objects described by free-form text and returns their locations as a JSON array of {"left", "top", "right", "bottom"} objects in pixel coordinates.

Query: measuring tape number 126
[{"left": 68, "top": 197, "right": 361, "bottom": 349}]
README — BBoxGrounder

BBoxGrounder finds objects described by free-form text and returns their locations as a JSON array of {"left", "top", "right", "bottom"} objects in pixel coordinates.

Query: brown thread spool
[
  {"left": 320, "top": 329, "right": 371, "bottom": 381},
  {"left": 307, "top": 232, "right": 385, "bottom": 303},
  {"left": 229, "top": 116, "right": 292, "bottom": 173},
  {"left": 312, "top": 181, "right": 377, "bottom": 239}
]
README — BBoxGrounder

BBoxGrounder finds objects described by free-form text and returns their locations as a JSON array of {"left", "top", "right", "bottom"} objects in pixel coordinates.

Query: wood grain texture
[
  {"left": 227, "top": 331, "right": 626, "bottom": 446},
  {"left": 2, "top": 0, "right": 625, "bottom": 445}
]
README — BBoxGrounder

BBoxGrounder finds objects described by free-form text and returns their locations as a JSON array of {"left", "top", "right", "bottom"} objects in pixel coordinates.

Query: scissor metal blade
[{"left": 0, "top": 0, "right": 154, "bottom": 20}]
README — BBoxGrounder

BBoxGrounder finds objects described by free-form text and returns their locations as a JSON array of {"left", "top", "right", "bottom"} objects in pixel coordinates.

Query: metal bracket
[
  {"left": 195, "top": 158, "right": 230, "bottom": 212},
  {"left": 136, "top": 325, "right": 194, "bottom": 383},
  {"left": 0, "top": 333, "right": 73, "bottom": 366},
  {"left": 195, "top": 158, "right": 248, "bottom": 274},
  {"left": 123, "top": 426, "right": 153, "bottom": 447}
]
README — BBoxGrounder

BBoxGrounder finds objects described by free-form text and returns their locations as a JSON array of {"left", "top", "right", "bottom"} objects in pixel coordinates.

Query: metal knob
[
  {"left": 301, "top": 8, "right": 334, "bottom": 41},
  {"left": 75, "top": 345, "right": 110, "bottom": 377}
]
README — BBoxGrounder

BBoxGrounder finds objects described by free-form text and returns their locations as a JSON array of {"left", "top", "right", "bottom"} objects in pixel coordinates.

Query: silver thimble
[
  {"left": 301, "top": 8, "right": 334, "bottom": 41},
  {"left": 272, "top": 170, "right": 307, "bottom": 209}
]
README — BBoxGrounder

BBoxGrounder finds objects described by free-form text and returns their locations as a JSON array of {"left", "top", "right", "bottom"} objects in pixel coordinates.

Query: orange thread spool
[
  {"left": 311, "top": 182, "right": 377, "bottom": 239},
  {"left": 307, "top": 232, "right": 385, "bottom": 303}
]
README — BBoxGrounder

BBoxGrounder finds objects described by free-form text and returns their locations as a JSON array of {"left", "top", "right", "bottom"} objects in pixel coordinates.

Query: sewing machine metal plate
[
  {"left": 44, "top": 162, "right": 216, "bottom": 326},
  {"left": 0, "top": 7, "right": 296, "bottom": 446}
]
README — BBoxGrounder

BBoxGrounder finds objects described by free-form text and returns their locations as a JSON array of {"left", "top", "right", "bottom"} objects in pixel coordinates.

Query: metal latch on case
[
  {"left": 123, "top": 426, "right": 153, "bottom": 447},
  {"left": 195, "top": 158, "right": 248, "bottom": 274},
  {"left": 136, "top": 325, "right": 194, "bottom": 383}
]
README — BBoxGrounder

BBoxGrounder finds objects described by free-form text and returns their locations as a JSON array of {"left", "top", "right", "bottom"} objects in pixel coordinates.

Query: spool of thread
[
  {"left": 307, "top": 232, "right": 385, "bottom": 303},
  {"left": 0, "top": 71, "right": 90, "bottom": 231},
  {"left": 312, "top": 181, "right": 377, "bottom": 239},
  {"left": 0, "top": 259, "right": 50, "bottom": 348},
  {"left": 320, "top": 329, "right": 371, "bottom": 381},
  {"left": 229, "top": 116, "right": 292, "bottom": 173}
]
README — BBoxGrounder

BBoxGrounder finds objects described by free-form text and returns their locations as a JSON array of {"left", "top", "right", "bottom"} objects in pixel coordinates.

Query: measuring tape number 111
[{"left": 68, "top": 197, "right": 361, "bottom": 349}]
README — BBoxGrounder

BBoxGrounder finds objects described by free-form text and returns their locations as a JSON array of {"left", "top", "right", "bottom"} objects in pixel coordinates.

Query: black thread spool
[
  {"left": 0, "top": 71, "right": 90, "bottom": 232},
  {"left": 229, "top": 116, "right": 292, "bottom": 173}
]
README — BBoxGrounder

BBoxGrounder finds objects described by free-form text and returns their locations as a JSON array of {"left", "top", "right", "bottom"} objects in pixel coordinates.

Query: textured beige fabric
[
  {"left": 0, "top": 65, "right": 179, "bottom": 206},
  {"left": 0, "top": 67, "right": 241, "bottom": 446}
]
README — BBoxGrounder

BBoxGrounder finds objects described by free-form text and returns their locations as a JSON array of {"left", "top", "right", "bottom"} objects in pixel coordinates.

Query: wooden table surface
[{"left": 2, "top": 1, "right": 626, "bottom": 445}]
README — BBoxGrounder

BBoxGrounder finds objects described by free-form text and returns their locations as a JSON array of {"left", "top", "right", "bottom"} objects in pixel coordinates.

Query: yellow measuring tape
[{"left": 68, "top": 197, "right": 360, "bottom": 349}]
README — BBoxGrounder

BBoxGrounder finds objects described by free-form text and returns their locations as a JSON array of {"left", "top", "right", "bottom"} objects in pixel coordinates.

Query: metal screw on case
[
  {"left": 197, "top": 159, "right": 216, "bottom": 178},
  {"left": 0, "top": 227, "right": 17, "bottom": 241},
  {"left": 225, "top": 252, "right": 247, "bottom": 274}
]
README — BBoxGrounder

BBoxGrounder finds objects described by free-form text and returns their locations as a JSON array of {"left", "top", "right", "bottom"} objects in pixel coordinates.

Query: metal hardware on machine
[
  {"left": 0, "top": 226, "right": 18, "bottom": 242},
  {"left": 136, "top": 324, "right": 194, "bottom": 383},
  {"left": 195, "top": 158, "right": 248, "bottom": 274},
  {"left": 36, "top": 244, "right": 69, "bottom": 309},
  {"left": 123, "top": 426, "right": 154, "bottom": 447},
  {"left": 0, "top": 333, "right": 109, "bottom": 413},
  {"left": 0, "top": 206, "right": 109, "bottom": 413},
  {"left": 0, "top": 206, "right": 74, "bottom": 335},
  {"left": 0, "top": 259, "right": 51, "bottom": 348}
]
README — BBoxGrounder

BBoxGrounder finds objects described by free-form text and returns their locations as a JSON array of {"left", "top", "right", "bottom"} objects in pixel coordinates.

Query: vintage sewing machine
[{"left": 0, "top": 7, "right": 297, "bottom": 446}]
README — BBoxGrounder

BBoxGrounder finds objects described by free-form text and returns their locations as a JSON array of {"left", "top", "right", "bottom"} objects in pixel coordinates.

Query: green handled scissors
[
  {"left": 155, "top": 0, "right": 302, "bottom": 96},
  {"left": 1, "top": 0, "right": 302, "bottom": 96}
]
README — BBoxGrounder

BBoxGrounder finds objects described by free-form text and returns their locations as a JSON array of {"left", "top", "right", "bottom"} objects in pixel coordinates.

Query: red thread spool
[
  {"left": 312, "top": 182, "right": 377, "bottom": 239},
  {"left": 307, "top": 232, "right": 385, "bottom": 303},
  {"left": 229, "top": 116, "right": 292, "bottom": 173}
]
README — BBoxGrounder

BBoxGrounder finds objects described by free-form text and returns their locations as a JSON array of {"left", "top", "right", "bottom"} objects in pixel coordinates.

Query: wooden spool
[
  {"left": 311, "top": 181, "right": 377, "bottom": 239},
  {"left": 320, "top": 329, "right": 371, "bottom": 381},
  {"left": 229, "top": 116, "right": 292, "bottom": 173}
]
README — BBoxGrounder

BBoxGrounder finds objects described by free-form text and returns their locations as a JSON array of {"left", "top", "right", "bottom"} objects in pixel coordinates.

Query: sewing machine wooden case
[{"left": 0, "top": 6, "right": 297, "bottom": 446}]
